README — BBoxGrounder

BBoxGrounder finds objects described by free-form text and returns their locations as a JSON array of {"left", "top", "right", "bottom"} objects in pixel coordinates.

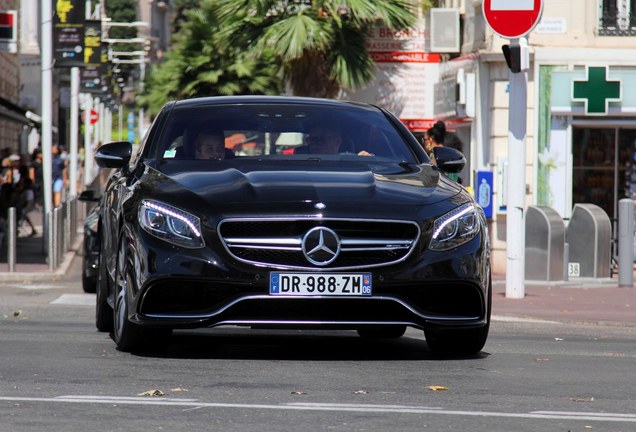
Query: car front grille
[{"left": 218, "top": 218, "right": 420, "bottom": 270}]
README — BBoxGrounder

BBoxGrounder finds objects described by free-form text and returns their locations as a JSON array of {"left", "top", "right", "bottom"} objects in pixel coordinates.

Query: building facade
[
  {"left": 432, "top": 0, "right": 636, "bottom": 273},
  {"left": 0, "top": 0, "right": 23, "bottom": 154}
]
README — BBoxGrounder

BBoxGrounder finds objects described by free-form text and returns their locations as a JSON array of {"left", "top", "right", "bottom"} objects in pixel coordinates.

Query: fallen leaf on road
[
  {"left": 428, "top": 386, "right": 448, "bottom": 391},
  {"left": 571, "top": 397, "right": 594, "bottom": 403},
  {"left": 138, "top": 390, "right": 165, "bottom": 397}
]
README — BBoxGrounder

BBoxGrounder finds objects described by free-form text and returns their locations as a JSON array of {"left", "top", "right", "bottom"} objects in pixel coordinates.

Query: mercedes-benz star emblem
[{"left": 301, "top": 227, "right": 341, "bottom": 266}]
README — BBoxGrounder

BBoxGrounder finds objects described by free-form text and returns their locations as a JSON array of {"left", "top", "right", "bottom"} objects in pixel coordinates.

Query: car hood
[{"left": 146, "top": 160, "right": 463, "bottom": 217}]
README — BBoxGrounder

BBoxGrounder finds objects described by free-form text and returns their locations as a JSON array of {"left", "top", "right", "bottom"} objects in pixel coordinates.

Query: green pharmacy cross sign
[{"left": 572, "top": 66, "right": 622, "bottom": 115}]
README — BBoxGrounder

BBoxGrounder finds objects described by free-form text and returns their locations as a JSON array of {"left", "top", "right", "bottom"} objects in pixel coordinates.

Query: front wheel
[
  {"left": 95, "top": 253, "right": 113, "bottom": 332},
  {"left": 112, "top": 233, "right": 171, "bottom": 352},
  {"left": 113, "top": 235, "right": 141, "bottom": 351}
]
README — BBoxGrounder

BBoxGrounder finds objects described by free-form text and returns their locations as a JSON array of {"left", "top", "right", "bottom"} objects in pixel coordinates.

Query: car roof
[{"left": 170, "top": 95, "right": 379, "bottom": 111}]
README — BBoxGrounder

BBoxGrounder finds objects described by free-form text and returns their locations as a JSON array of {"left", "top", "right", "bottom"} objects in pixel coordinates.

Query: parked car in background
[
  {"left": 92, "top": 96, "right": 491, "bottom": 355},
  {"left": 78, "top": 189, "right": 100, "bottom": 294}
]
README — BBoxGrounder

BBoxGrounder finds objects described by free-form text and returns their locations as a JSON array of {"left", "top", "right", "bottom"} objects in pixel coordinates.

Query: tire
[
  {"left": 95, "top": 252, "right": 113, "bottom": 332},
  {"left": 424, "top": 275, "right": 492, "bottom": 356},
  {"left": 357, "top": 325, "right": 407, "bottom": 339},
  {"left": 82, "top": 270, "right": 97, "bottom": 294},
  {"left": 112, "top": 233, "right": 171, "bottom": 352}
]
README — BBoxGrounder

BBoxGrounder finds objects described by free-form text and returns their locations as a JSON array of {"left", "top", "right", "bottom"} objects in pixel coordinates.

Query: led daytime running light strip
[
  {"left": 144, "top": 201, "right": 201, "bottom": 237},
  {"left": 432, "top": 205, "right": 474, "bottom": 239}
]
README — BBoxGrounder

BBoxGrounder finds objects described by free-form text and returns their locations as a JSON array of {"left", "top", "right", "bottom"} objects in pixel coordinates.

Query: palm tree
[
  {"left": 139, "top": 7, "right": 283, "bottom": 115},
  {"left": 213, "top": 0, "right": 418, "bottom": 98}
]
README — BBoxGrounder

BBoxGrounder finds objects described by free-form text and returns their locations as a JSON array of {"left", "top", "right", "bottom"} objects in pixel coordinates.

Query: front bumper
[{"left": 126, "top": 229, "right": 490, "bottom": 331}]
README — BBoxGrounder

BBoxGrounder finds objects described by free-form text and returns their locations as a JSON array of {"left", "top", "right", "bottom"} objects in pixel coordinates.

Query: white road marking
[
  {"left": 50, "top": 294, "right": 95, "bottom": 306},
  {"left": 0, "top": 396, "right": 634, "bottom": 423},
  {"left": 19, "top": 284, "right": 65, "bottom": 291},
  {"left": 491, "top": 315, "right": 562, "bottom": 324}
]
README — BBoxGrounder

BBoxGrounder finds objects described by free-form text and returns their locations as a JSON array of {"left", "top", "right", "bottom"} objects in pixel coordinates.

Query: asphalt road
[{"left": 1, "top": 257, "right": 635, "bottom": 432}]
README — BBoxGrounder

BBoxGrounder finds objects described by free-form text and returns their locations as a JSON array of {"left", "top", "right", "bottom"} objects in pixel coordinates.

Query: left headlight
[
  {"left": 429, "top": 203, "right": 480, "bottom": 251},
  {"left": 139, "top": 200, "right": 204, "bottom": 248}
]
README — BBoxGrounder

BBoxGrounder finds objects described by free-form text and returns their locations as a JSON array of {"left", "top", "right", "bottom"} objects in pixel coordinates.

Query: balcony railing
[{"left": 599, "top": 11, "right": 636, "bottom": 36}]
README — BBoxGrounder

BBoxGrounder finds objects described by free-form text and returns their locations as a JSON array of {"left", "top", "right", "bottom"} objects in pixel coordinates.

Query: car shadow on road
[{"left": 130, "top": 328, "right": 490, "bottom": 361}]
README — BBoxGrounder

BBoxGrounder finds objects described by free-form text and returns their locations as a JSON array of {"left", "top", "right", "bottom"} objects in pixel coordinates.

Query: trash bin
[
  {"left": 566, "top": 204, "right": 611, "bottom": 278},
  {"left": 525, "top": 206, "right": 566, "bottom": 281}
]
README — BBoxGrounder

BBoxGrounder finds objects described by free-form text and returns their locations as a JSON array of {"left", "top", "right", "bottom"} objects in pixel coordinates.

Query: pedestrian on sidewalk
[
  {"left": 52, "top": 145, "right": 68, "bottom": 208},
  {"left": 29, "top": 148, "right": 43, "bottom": 210},
  {"left": 15, "top": 165, "right": 37, "bottom": 237}
]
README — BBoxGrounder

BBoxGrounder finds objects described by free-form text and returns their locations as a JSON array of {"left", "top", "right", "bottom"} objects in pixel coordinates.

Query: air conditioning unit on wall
[{"left": 427, "top": 8, "right": 460, "bottom": 53}]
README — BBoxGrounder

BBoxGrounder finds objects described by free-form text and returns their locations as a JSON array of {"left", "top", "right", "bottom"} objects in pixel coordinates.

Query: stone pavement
[
  {"left": 492, "top": 273, "right": 635, "bottom": 326},
  {"left": 0, "top": 217, "right": 634, "bottom": 326}
]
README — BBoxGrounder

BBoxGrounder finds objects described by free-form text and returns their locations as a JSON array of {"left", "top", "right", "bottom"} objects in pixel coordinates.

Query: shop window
[
  {"left": 599, "top": 0, "right": 636, "bottom": 35},
  {"left": 572, "top": 127, "right": 636, "bottom": 219}
]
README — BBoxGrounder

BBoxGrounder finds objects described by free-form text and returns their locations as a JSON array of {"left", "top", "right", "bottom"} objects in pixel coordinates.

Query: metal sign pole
[
  {"left": 505, "top": 37, "right": 528, "bottom": 299},
  {"left": 69, "top": 67, "right": 80, "bottom": 197},
  {"left": 40, "top": 0, "right": 53, "bottom": 216}
]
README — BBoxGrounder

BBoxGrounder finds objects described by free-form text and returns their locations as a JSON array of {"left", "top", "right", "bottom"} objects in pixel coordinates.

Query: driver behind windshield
[{"left": 305, "top": 125, "right": 373, "bottom": 156}]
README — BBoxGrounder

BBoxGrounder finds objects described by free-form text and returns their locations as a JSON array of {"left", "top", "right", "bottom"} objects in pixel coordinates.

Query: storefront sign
[
  {"left": 551, "top": 66, "right": 633, "bottom": 115},
  {"left": 0, "top": 10, "right": 17, "bottom": 53},
  {"left": 342, "top": 21, "right": 440, "bottom": 130},
  {"left": 81, "top": 20, "right": 102, "bottom": 92},
  {"left": 572, "top": 66, "right": 622, "bottom": 115},
  {"left": 53, "top": 0, "right": 85, "bottom": 67},
  {"left": 477, "top": 171, "right": 494, "bottom": 218}
]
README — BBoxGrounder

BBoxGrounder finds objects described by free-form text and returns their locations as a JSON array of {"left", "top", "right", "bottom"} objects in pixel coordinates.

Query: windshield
[{"left": 152, "top": 103, "right": 418, "bottom": 163}]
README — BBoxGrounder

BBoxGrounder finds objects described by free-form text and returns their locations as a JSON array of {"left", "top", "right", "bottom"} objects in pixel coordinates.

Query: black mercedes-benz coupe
[{"left": 93, "top": 96, "right": 491, "bottom": 354}]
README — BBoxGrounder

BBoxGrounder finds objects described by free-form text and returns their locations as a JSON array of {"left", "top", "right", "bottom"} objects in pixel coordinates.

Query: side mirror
[
  {"left": 78, "top": 189, "right": 100, "bottom": 202},
  {"left": 433, "top": 146, "right": 466, "bottom": 174},
  {"left": 95, "top": 141, "right": 132, "bottom": 169}
]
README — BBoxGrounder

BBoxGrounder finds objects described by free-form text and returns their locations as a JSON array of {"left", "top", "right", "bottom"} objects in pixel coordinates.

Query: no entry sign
[
  {"left": 483, "top": 0, "right": 544, "bottom": 39},
  {"left": 82, "top": 109, "right": 99, "bottom": 125}
]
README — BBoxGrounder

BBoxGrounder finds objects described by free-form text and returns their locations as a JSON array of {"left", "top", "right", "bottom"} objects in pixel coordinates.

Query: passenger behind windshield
[{"left": 194, "top": 130, "right": 229, "bottom": 160}]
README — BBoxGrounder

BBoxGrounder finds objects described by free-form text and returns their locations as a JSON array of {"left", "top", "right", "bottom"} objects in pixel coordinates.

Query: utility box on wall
[{"left": 427, "top": 8, "right": 460, "bottom": 53}]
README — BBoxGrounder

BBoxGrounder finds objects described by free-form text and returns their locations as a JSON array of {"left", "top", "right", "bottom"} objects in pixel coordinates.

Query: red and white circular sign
[
  {"left": 82, "top": 109, "right": 99, "bottom": 125},
  {"left": 483, "top": 0, "right": 544, "bottom": 39}
]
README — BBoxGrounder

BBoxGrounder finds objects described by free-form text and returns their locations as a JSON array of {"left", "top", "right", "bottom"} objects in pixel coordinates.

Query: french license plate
[{"left": 269, "top": 273, "right": 372, "bottom": 296}]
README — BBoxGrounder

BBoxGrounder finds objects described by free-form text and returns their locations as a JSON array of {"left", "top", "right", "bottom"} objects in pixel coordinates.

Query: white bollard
[{"left": 618, "top": 198, "right": 634, "bottom": 287}]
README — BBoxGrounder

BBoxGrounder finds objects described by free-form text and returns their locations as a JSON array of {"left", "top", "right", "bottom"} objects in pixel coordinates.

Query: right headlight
[
  {"left": 139, "top": 200, "right": 204, "bottom": 248},
  {"left": 429, "top": 203, "right": 480, "bottom": 251}
]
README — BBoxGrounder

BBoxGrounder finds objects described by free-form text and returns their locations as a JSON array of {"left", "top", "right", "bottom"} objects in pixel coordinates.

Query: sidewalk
[
  {"left": 0, "top": 222, "right": 634, "bottom": 326},
  {"left": 0, "top": 227, "right": 79, "bottom": 282},
  {"left": 0, "top": 207, "right": 80, "bottom": 282},
  {"left": 492, "top": 273, "right": 636, "bottom": 326}
]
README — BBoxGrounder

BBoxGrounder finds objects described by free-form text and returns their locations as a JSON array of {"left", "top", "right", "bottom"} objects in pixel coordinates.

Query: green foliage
[
  {"left": 141, "top": 0, "right": 419, "bottom": 111},
  {"left": 138, "top": 4, "right": 283, "bottom": 116},
  {"left": 212, "top": 0, "right": 417, "bottom": 98},
  {"left": 106, "top": 0, "right": 138, "bottom": 39}
]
